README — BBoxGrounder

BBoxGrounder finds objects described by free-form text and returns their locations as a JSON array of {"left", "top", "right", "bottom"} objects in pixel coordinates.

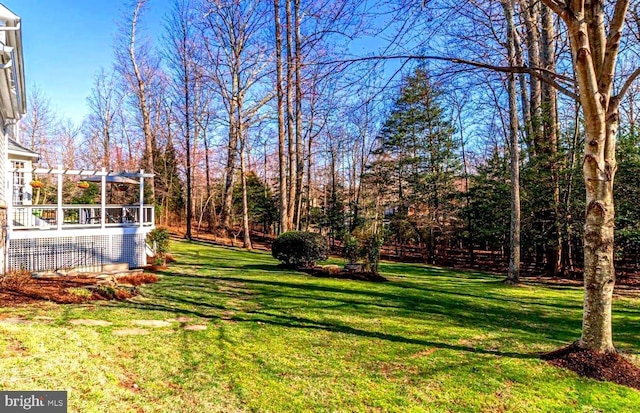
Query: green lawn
[{"left": 1, "top": 240, "right": 640, "bottom": 412}]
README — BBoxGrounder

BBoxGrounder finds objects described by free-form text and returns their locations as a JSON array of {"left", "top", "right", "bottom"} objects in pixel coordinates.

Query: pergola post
[
  {"left": 139, "top": 169, "right": 144, "bottom": 228},
  {"left": 56, "top": 166, "right": 63, "bottom": 230},
  {"left": 101, "top": 168, "right": 106, "bottom": 229}
]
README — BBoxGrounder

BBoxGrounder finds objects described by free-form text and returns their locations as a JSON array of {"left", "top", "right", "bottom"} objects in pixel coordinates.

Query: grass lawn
[{"left": 1, "top": 240, "right": 640, "bottom": 412}]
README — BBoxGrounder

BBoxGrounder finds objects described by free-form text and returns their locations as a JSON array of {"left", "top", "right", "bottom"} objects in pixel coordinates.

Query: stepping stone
[
  {"left": 132, "top": 320, "right": 173, "bottom": 328},
  {"left": 171, "top": 317, "right": 194, "bottom": 323},
  {"left": 183, "top": 324, "right": 207, "bottom": 331},
  {"left": 0, "top": 318, "right": 29, "bottom": 324},
  {"left": 69, "top": 319, "right": 112, "bottom": 326},
  {"left": 113, "top": 328, "right": 149, "bottom": 336}
]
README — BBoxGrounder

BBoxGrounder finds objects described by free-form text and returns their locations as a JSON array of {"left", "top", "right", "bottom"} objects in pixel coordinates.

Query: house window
[{"left": 12, "top": 161, "right": 25, "bottom": 205}]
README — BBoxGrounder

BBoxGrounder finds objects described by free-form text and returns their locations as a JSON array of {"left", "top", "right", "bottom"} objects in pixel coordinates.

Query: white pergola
[{"left": 8, "top": 167, "right": 154, "bottom": 232}]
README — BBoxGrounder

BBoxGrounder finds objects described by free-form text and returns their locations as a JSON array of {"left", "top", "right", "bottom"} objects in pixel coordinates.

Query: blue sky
[
  {"left": 3, "top": 0, "right": 167, "bottom": 123},
  {"left": 3, "top": 1, "right": 403, "bottom": 125}
]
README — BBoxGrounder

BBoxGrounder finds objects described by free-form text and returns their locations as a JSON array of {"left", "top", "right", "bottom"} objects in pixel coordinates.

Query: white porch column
[
  {"left": 101, "top": 168, "right": 106, "bottom": 229},
  {"left": 6, "top": 165, "right": 12, "bottom": 233},
  {"left": 56, "top": 166, "right": 63, "bottom": 230},
  {"left": 139, "top": 169, "right": 144, "bottom": 228}
]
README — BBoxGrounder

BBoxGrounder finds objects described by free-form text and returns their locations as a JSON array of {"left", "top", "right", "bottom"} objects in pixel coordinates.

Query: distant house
[{"left": 0, "top": 5, "right": 154, "bottom": 273}]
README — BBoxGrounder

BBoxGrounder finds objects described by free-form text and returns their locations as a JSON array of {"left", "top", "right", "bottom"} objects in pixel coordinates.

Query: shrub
[
  {"left": 342, "top": 233, "right": 362, "bottom": 264},
  {"left": 66, "top": 287, "right": 92, "bottom": 298},
  {"left": 0, "top": 269, "right": 31, "bottom": 289},
  {"left": 272, "top": 231, "right": 329, "bottom": 268},
  {"left": 147, "top": 227, "right": 170, "bottom": 266},
  {"left": 361, "top": 233, "right": 384, "bottom": 274}
]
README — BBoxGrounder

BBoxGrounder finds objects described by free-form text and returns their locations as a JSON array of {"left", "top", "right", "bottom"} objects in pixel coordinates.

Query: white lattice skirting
[{"left": 7, "top": 230, "right": 149, "bottom": 272}]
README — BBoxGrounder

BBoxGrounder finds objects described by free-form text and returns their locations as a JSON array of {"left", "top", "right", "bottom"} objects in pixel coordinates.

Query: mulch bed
[
  {"left": 542, "top": 343, "right": 640, "bottom": 390},
  {"left": 0, "top": 273, "right": 159, "bottom": 307}
]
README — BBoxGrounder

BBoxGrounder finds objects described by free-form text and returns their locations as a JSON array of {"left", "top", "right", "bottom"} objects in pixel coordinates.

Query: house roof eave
[{"left": 8, "top": 138, "right": 39, "bottom": 159}]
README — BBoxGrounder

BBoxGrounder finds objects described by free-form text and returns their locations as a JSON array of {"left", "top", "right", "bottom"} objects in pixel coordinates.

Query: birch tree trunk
[{"left": 541, "top": 0, "right": 631, "bottom": 352}]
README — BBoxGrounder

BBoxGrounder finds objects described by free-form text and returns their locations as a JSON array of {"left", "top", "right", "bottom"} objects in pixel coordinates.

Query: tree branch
[
  {"left": 600, "top": 0, "right": 631, "bottom": 95},
  {"left": 539, "top": 0, "right": 567, "bottom": 19},
  {"left": 617, "top": 67, "right": 640, "bottom": 100},
  {"left": 323, "top": 54, "right": 579, "bottom": 101}
]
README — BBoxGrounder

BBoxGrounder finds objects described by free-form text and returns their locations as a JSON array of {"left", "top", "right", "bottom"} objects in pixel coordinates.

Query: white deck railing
[{"left": 12, "top": 204, "right": 154, "bottom": 230}]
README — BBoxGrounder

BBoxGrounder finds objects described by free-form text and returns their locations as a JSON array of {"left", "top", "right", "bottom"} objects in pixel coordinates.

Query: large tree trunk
[
  {"left": 520, "top": 0, "right": 549, "bottom": 274},
  {"left": 239, "top": 123, "right": 252, "bottom": 250},
  {"left": 184, "top": 76, "right": 192, "bottom": 241},
  {"left": 540, "top": 3, "right": 562, "bottom": 277},
  {"left": 203, "top": 124, "right": 214, "bottom": 231},
  {"left": 293, "top": 0, "right": 304, "bottom": 231},
  {"left": 503, "top": 0, "right": 521, "bottom": 284},
  {"left": 581, "top": 103, "right": 618, "bottom": 352},
  {"left": 541, "top": 0, "right": 630, "bottom": 353},
  {"left": 519, "top": 0, "right": 542, "bottom": 154},
  {"left": 220, "top": 99, "right": 238, "bottom": 232},
  {"left": 274, "top": 0, "right": 288, "bottom": 234},
  {"left": 285, "top": 0, "right": 297, "bottom": 230}
]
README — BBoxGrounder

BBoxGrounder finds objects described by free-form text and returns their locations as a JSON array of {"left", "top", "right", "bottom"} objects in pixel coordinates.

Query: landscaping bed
[
  {"left": 0, "top": 271, "right": 159, "bottom": 306},
  {"left": 301, "top": 265, "right": 388, "bottom": 282},
  {"left": 543, "top": 343, "right": 640, "bottom": 390}
]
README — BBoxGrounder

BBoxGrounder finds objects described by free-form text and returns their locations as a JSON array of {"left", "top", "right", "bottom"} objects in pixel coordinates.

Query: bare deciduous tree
[
  {"left": 201, "top": 0, "right": 271, "bottom": 245},
  {"left": 19, "top": 86, "right": 57, "bottom": 166},
  {"left": 117, "top": 0, "right": 157, "bottom": 200}
]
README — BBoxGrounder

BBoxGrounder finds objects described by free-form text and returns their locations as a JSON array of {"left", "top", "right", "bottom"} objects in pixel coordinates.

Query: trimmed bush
[
  {"left": 148, "top": 227, "right": 170, "bottom": 266},
  {"left": 272, "top": 231, "right": 329, "bottom": 268}
]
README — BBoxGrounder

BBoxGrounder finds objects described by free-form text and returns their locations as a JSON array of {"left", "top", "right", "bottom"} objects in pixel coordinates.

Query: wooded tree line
[{"left": 18, "top": 0, "right": 640, "bottom": 351}]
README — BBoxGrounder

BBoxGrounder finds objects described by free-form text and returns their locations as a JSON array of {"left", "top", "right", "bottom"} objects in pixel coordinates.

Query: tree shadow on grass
[
  {"left": 232, "top": 277, "right": 584, "bottom": 343},
  {"left": 124, "top": 270, "right": 594, "bottom": 356},
  {"left": 240, "top": 263, "right": 287, "bottom": 272},
  {"left": 119, "top": 292, "right": 540, "bottom": 360}
]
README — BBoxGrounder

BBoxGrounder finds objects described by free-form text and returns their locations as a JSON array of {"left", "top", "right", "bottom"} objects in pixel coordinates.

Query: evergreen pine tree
[{"left": 369, "top": 68, "right": 460, "bottom": 257}]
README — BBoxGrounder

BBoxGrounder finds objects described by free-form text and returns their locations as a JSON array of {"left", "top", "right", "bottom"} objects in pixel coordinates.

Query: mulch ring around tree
[
  {"left": 299, "top": 265, "right": 388, "bottom": 282},
  {"left": 541, "top": 342, "right": 640, "bottom": 390},
  {"left": 0, "top": 271, "right": 160, "bottom": 307}
]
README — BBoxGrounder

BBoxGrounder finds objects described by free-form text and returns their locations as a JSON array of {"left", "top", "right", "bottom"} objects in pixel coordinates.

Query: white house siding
[
  {"left": 0, "top": 125, "right": 6, "bottom": 273},
  {"left": 0, "top": 126, "right": 6, "bottom": 206}
]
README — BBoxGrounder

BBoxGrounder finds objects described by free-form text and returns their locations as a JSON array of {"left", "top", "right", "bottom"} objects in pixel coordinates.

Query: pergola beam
[{"left": 8, "top": 167, "right": 154, "bottom": 178}]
